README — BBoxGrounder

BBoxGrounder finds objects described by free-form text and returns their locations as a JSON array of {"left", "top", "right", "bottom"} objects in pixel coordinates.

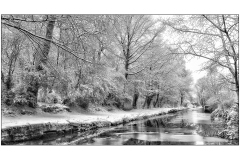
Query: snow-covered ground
[{"left": 2, "top": 107, "right": 184, "bottom": 129}]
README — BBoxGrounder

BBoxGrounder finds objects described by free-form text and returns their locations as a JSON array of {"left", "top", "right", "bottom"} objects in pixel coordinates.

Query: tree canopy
[{"left": 3, "top": 14, "right": 237, "bottom": 112}]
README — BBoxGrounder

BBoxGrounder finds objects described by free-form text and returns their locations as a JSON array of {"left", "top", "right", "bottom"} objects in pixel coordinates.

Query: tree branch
[
  {"left": 2, "top": 22, "right": 97, "bottom": 64},
  {"left": 202, "top": 15, "right": 225, "bottom": 32}
]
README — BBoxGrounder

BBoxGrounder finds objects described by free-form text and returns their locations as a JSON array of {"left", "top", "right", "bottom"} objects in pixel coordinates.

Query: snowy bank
[{"left": 1, "top": 107, "right": 185, "bottom": 143}]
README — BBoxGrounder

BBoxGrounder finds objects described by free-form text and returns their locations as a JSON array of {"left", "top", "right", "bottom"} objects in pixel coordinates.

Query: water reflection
[
  {"left": 8, "top": 108, "right": 238, "bottom": 145},
  {"left": 82, "top": 108, "right": 235, "bottom": 145}
]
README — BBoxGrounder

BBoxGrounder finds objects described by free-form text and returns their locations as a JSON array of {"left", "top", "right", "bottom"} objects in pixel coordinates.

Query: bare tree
[
  {"left": 110, "top": 15, "right": 164, "bottom": 79},
  {"left": 1, "top": 34, "right": 23, "bottom": 90},
  {"left": 2, "top": 15, "right": 57, "bottom": 106},
  {"left": 164, "top": 15, "right": 239, "bottom": 102}
]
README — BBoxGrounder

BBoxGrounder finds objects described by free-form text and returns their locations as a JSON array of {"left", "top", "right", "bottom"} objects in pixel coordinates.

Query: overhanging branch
[{"left": 2, "top": 22, "right": 97, "bottom": 64}]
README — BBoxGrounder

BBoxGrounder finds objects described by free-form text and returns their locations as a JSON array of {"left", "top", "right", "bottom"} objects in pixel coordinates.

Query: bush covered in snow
[
  {"left": 41, "top": 104, "right": 70, "bottom": 113},
  {"left": 45, "top": 90, "right": 62, "bottom": 104},
  {"left": 212, "top": 103, "right": 239, "bottom": 140}
]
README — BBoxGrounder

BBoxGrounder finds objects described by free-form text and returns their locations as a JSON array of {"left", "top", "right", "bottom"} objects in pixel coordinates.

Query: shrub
[
  {"left": 75, "top": 96, "right": 89, "bottom": 109},
  {"left": 4, "top": 90, "right": 15, "bottom": 106},
  {"left": 122, "top": 96, "right": 132, "bottom": 106},
  {"left": 10, "top": 66, "right": 42, "bottom": 108},
  {"left": 63, "top": 98, "right": 76, "bottom": 108},
  {"left": 53, "top": 79, "right": 69, "bottom": 98},
  {"left": 38, "top": 87, "right": 63, "bottom": 104},
  {"left": 206, "top": 97, "right": 220, "bottom": 112},
  {"left": 217, "top": 105, "right": 239, "bottom": 140},
  {"left": 210, "top": 98, "right": 236, "bottom": 117},
  {"left": 103, "top": 93, "right": 122, "bottom": 108},
  {"left": 65, "top": 90, "right": 90, "bottom": 109},
  {"left": 121, "top": 94, "right": 133, "bottom": 110},
  {"left": 41, "top": 104, "right": 70, "bottom": 113},
  {"left": 13, "top": 84, "right": 37, "bottom": 108},
  {"left": 2, "top": 77, "right": 15, "bottom": 106},
  {"left": 211, "top": 107, "right": 225, "bottom": 120},
  {"left": 45, "top": 90, "right": 62, "bottom": 104},
  {"left": 102, "top": 93, "right": 133, "bottom": 110},
  {"left": 1, "top": 83, "right": 7, "bottom": 103},
  {"left": 13, "top": 94, "right": 28, "bottom": 106},
  {"left": 63, "top": 97, "right": 71, "bottom": 105},
  {"left": 221, "top": 99, "right": 235, "bottom": 110}
]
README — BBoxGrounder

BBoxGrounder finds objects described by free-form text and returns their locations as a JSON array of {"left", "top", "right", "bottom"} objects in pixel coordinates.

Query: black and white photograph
[{"left": 0, "top": 1, "right": 239, "bottom": 159}]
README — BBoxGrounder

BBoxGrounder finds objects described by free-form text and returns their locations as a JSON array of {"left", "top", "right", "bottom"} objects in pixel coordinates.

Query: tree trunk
[
  {"left": 132, "top": 92, "right": 139, "bottom": 109},
  {"left": 180, "top": 91, "right": 185, "bottom": 106},
  {"left": 35, "top": 15, "right": 56, "bottom": 70},
  {"left": 32, "top": 15, "right": 56, "bottom": 107},
  {"left": 57, "top": 27, "right": 62, "bottom": 66},
  {"left": 125, "top": 59, "right": 129, "bottom": 79},
  {"left": 180, "top": 95, "right": 183, "bottom": 106},
  {"left": 142, "top": 93, "right": 155, "bottom": 109},
  {"left": 5, "top": 75, "right": 13, "bottom": 90},
  {"left": 153, "top": 93, "right": 159, "bottom": 108},
  {"left": 159, "top": 97, "right": 164, "bottom": 108},
  {"left": 1, "top": 71, "right": 4, "bottom": 83},
  {"left": 234, "top": 61, "right": 239, "bottom": 104}
]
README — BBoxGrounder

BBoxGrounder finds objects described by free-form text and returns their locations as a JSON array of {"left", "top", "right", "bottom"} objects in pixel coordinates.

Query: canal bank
[
  {"left": 69, "top": 107, "right": 238, "bottom": 145},
  {"left": 1, "top": 107, "right": 185, "bottom": 144}
]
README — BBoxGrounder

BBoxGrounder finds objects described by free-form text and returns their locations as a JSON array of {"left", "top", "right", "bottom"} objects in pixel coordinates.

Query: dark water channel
[{"left": 12, "top": 108, "right": 238, "bottom": 145}]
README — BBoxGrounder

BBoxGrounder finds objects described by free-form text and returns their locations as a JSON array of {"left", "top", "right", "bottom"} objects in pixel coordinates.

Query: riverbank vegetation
[
  {"left": 1, "top": 15, "right": 194, "bottom": 116},
  {"left": 164, "top": 15, "right": 239, "bottom": 140}
]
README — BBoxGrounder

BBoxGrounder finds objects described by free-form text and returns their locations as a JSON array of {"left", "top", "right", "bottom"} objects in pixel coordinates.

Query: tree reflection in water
[{"left": 6, "top": 108, "right": 238, "bottom": 145}]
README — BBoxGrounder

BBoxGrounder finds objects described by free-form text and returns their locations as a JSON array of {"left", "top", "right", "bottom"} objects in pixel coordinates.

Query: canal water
[{"left": 12, "top": 107, "right": 238, "bottom": 145}]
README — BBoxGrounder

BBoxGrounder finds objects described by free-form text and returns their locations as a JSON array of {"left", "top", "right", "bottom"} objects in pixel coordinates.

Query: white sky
[
  {"left": 152, "top": 15, "right": 207, "bottom": 85},
  {"left": 185, "top": 56, "right": 207, "bottom": 84}
]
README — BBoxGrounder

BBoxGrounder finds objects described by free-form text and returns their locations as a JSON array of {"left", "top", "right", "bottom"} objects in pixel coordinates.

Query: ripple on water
[{"left": 8, "top": 108, "right": 237, "bottom": 145}]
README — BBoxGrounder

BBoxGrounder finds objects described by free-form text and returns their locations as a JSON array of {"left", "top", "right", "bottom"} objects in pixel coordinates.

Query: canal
[{"left": 11, "top": 107, "right": 238, "bottom": 145}]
